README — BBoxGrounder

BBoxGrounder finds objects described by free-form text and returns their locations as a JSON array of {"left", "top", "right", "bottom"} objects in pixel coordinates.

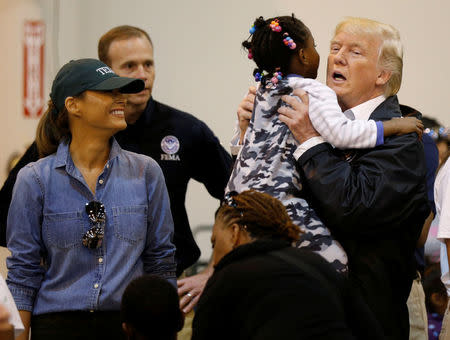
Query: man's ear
[
  {"left": 65, "top": 96, "right": 81, "bottom": 117},
  {"left": 375, "top": 69, "right": 391, "bottom": 86}
]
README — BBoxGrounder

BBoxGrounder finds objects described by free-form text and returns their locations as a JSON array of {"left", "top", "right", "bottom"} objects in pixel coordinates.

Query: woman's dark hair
[
  {"left": 217, "top": 189, "right": 302, "bottom": 243},
  {"left": 35, "top": 99, "right": 71, "bottom": 158},
  {"left": 243, "top": 15, "right": 310, "bottom": 81}
]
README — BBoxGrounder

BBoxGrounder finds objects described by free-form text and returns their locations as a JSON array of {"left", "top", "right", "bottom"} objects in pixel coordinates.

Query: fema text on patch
[{"left": 161, "top": 154, "right": 180, "bottom": 161}]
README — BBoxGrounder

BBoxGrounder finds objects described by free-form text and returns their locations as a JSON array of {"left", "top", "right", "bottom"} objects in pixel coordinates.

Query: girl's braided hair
[{"left": 243, "top": 14, "right": 310, "bottom": 83}]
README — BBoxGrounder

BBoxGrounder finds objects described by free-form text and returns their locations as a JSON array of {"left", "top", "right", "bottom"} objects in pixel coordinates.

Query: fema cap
[{"left": 50, "top": 58, "right": 144, "bottom": 113}]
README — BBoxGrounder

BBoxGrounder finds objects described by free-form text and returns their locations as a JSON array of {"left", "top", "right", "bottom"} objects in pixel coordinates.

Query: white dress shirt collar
[{"left": 350, "top": 95, "right": 386, "bottom": 121}]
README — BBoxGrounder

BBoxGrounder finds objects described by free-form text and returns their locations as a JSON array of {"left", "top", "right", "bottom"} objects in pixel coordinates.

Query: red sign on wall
[{"left": 23, "top": 20, "right": 45, "bottom": 118}]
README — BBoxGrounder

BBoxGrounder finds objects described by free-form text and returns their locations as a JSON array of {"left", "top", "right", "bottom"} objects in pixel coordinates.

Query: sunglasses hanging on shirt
[{"left": 83, "top": 201, "right": 106, "bottom": 249}]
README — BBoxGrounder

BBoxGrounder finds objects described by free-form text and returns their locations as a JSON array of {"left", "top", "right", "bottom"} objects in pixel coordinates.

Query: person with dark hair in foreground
[
  {"left": 121, "top": 275, "right": 184, "bottom": 340},
  {"left": 191, "top": 190, "right": 384, "bottom": 340}
]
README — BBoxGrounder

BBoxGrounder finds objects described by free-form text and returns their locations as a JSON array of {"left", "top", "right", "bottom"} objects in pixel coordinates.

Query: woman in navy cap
[{"left": 6, "top": 59, "right": 176, "bottom": 340}]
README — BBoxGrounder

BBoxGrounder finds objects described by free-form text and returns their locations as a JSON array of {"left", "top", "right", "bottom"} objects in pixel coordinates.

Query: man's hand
[
  {"left": 177, "top": 266, "right": 213, "bottom": 314},
  {"left": 237, "top": 86, "right": 256, "bottom": 144},
  {"left": 278, "top": 88, "right": 319, "bottom": 144}
]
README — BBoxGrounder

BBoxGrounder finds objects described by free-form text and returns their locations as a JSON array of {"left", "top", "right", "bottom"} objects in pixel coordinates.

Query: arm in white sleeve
[
  {"left": 230, "top": 120, "right": 243, "bottom": 156},
  {"left": 300, "top": 79, "right": 379, "bottom": 149},
  {"left": 437, "top": 161, "right": 450, "bottom": 242}
]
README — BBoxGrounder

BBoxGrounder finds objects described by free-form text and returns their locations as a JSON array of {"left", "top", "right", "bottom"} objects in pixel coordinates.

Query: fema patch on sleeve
[{"left": 160, "top": 135, "right": 181, "bottom": 161}]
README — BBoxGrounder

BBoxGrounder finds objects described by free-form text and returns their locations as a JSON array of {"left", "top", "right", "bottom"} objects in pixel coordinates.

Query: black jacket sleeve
[
  {"left": 190, "top": 121, "right": 232, "bottom": 200},
  {"left": 297, "top": 132, "right": 429, "bottom": 239},
  {"left": 0, "top": 142, "right": 39, "bottom": 246}
]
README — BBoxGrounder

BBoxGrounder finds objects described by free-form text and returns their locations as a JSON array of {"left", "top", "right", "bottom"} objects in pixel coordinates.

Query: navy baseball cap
[{"left": 50, "top": 58, "right": 145, "bottom": 113}]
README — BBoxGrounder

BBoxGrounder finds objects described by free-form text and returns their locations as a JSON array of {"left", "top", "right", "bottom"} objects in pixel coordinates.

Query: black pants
[{"left": 31, "top": 311, "right": 126, "bottom": 340}]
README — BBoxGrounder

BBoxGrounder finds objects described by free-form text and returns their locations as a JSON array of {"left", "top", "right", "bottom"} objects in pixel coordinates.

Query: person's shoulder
[
  {"left": 25, "top": 153, "right": 57, "bottom": 171},
  {"left": 286, "top": 247, "right": 341, "bottom": 274},
  {"left": 16, "top": 153, "right": 57, "bottom": 183},
  {"left": 213, "top": 246, "right": 343, "bottom": 294},
  {"left": 372, "top": 95, "right": 401, "bottom": 120},
  {"left": 153, "top": 100, "right": 213, "bottom": 139},
  {"left": 215, "top": 245, "right": 293, "bottom": 280},
  {"left": 208, "top": 257, "right": 268, "bottom": 296},
  {"left": 290, "top": 77, "right": 325, "bottom": 87},
  {"left": 439, "top": 157, "right": 450, "bottom": 177},
  {"left": 215, "top": 250, "right": 269, "bottom": 278},
  {"left": 289, "top": 77, "right": 336, "bottom": 99},
  {"left": 155, "top": 100, "right": 202, "bottom": 124},
  {"left": 120, "top": 149, "right": 160, "bottom": 170},
  {"left": 422, "top": 132, "right": 433, "bottom": 143}
]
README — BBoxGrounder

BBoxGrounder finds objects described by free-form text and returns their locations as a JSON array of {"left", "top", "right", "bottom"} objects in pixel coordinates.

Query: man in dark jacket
[
  {"left": 0, "top": 25, "right": 232, "bottom": 278},
  {"left": 276, "top": 18, "right": 429, "bottom": 339}
]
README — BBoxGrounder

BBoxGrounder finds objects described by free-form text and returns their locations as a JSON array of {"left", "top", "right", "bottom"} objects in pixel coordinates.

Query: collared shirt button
[
  {"left": 98, "top": 179, "right": 104, "bottom": 185},
  {"left": 94, "top": 283, "right": 99, "bottom": 289},
  {"left": 98, "top": 257, "right": 103, "bottom": 263}
]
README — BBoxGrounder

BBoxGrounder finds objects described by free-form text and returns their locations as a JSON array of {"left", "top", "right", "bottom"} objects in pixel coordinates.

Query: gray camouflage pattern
[{"left": 227, "top": 77, "right": 348, "bottom": 272}]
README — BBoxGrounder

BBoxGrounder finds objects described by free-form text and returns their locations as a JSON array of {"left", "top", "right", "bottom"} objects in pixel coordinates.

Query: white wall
[
  {"left": 0, "top": 0, "right": 44, "bottom": 184},
  {"left": 2, "top": 0, "right": 450, "bottom": 259}
]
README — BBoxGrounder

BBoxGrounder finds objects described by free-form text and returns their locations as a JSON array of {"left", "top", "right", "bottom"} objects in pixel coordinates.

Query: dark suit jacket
[{"left": 296, "top": 95, "right": 430, "bottom": 340}]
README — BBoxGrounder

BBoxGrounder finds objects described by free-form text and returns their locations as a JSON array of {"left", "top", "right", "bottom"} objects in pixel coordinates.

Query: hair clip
[
  {"left": 283, "top": 32, "right": 296, "bottom": 50},
  {"left": 254, "top": 70, "right": 268, "bottom": 82},
  {"left": 424, "top": 127, "right": 450, "bottom": 141},
  {"left": 248, "top": 48, "right": 253, "bottom": 59},
  {"left": 249, "top": 25, "right": 256, "bottom": 35},
  {"left": 270, "top": 70, "right": 282, "bottom": 84},
  {"left": 222, "top": 191, "right": 244, "bottom": 218},
  {"left": 439, "top": 126, "right": 449, "bottom": 138},
  {"left": 269, "top": 19, "right": 282, "bottom": 32}
]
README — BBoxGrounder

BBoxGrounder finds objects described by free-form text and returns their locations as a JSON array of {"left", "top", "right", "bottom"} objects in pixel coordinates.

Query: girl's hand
[
  {"left": 237, "top": 87, "right": 256, "bottom": 144},
  {"left": 384, "top": 117, "right": 424, "bottom": 139}
]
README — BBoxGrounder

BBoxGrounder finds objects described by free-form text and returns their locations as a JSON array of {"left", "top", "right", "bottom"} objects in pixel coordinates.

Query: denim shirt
[{"left": 6, "top": 139, "right": 176, "bottom": 314}]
